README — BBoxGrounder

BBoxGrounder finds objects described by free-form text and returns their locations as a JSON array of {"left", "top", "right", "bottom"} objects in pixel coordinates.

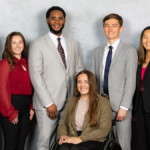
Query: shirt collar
[
  {"left": 106, "top": 39, "right": 120, "bottom": 51},
  {"left": 48, "top": 31, "right": 64, "bottom": 43}
]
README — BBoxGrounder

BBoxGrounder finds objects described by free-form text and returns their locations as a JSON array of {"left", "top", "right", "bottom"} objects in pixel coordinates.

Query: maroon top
[
  {"left": 140, "top": 68, "right": 146, "bottom": 92},
  {"left": 0, "top": 57, "right": 33, "bottom": 122}
]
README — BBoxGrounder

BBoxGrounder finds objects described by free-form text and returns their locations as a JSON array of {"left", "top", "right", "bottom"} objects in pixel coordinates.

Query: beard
[{"left": 48, "top": 23, "right": 65, "bottom": 35}]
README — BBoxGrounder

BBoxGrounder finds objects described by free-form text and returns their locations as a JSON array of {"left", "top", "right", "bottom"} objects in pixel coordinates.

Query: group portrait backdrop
[{"left": 0, "top": 0, "right": 149, "bottom": 150}]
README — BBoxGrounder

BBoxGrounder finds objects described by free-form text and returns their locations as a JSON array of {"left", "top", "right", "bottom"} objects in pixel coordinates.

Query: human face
[
  {"left": 103, "top": 18, "right": 123, "bottom": 44},
  {"left": 77, "top": 74, "right": 90, "bottom": 98},
  {"left": 11, "top": 35, "right": 24, "bottom": 59},
  {"left": 142, "top": 29, "right": 150, "bottom": 51},
  {"left": 46, "top": 10, "right": 66, "bottom": 36}
]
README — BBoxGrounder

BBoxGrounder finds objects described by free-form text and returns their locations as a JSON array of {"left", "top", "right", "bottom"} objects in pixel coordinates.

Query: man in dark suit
[{"left": 91, "top": 14, "right": 138, "bottom": 150}]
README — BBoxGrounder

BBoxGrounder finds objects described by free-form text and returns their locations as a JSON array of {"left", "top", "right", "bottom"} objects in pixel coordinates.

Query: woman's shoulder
[
  {"left": 0, "top": 58, "right": 9, "bottom": 66},
  {"left": 67, "top": 96, "right": 77, "bottom": 104}
]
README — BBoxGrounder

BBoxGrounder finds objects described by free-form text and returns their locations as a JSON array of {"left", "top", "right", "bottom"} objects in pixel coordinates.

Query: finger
[
  {"left": 55, "top": 112, "right": 57, "bottom": 118},
  {"left": 16, "top": 117, "right": 18, "bottom": 124},
  {"left": 49, "top": 112, "right": 53, "bottom": 119},
  {"left": 52, "top": 112, "right": 56, "bottom": 120}
]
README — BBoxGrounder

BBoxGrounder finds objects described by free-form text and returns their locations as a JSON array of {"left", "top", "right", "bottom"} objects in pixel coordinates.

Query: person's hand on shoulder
[{"left": 46, "top": 104, "right": 57, "bottom": 120}]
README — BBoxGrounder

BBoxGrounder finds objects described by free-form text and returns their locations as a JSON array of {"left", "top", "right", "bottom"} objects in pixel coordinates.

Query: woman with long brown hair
[
  {"left": 133, "top": 26, "right": 150, "bottom": 150},
  {"left": 0, "top": 32, "right": 34, "bottom": 150},
  {"left": 57, "top": 70, "right": 112, "bottom": 150}
]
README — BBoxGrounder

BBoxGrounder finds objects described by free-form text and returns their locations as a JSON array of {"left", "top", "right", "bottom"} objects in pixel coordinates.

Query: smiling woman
[
  {"left": 0, "top": 32, "right": 34, "bottom": 150},
  {"left": 133, "top": 26, "right": 150, "bottom": 150},
  {"left": 57, "top": 70, "right": 112, "bottom": 150}
]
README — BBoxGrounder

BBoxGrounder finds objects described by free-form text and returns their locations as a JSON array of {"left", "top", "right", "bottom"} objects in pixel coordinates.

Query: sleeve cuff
[
  {"left": 120, "top": 106, "right": 129, "bottom": 111},
  {"left": 45, "top": 102, "right": 54, "bottom": 108},
  {"left": 8, "top": 110, "right": 19, "bottom": 122}
]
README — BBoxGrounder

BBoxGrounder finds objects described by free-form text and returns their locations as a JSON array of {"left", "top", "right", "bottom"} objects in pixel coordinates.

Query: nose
[
  {"left": 16, "top": 43, "right": 20, "bottom": 47},
  {"left": 55, "top": 18, "right": 59, "bottom": 23},
  {"left": 108, "top": 26, "right": 112, "bottom": 32}
]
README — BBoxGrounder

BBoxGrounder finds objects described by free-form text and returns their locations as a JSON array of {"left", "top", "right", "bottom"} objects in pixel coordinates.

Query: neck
[
  {"left": 107, "top": 38, "right": 119, "bottom": 45},
  {"left": 14, "top": 55, "right": 21, "bottom": 60},
  {"left": 80, "top": 95, "right": 89, "bottom": 101}
]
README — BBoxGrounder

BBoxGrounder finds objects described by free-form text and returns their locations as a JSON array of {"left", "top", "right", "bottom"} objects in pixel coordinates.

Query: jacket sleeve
[
  {"left": 28, "top": 42, "right": 54, "bottom": 107},
  {"left": 120, "top": 48, "right": 138, "bottom": 108},
  {"left": 79, "top": 99, "right": 112, "bottom": 142},
  {"left": 57, "top": 98, "right": 72, "bottom": 137},
  {"left": 74, "top": 41, "right": 84, "bottom": 74},
  {"left": 90, "top": 50, "right": 96, "bottom": 75},
  {"left": 0, "top": 59, "right": 18, "bottom": 122}
]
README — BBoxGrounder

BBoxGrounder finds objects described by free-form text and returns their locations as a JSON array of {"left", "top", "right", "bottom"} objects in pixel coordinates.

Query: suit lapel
[
  {"left": 44, "top": 34, "right": 65, "bottom": 69},
  {"left": 137, "top": 64, "right": 142, "bottom": 91},
  {"left": 70, "top": 100, "right": 79, "bottom": 130},
  {"left": 143, "top": 61, "right": 150, "bottom": 84},
  {"left": 64, "top": 37, "right": 71, "bottom": 73},
  {"left": 109, "top": 41, "right": 124, "bottom": 72}
]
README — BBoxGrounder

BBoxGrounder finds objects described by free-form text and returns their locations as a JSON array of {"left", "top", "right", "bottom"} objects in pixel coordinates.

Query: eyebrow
[{"left": 50, "top": 16, "right": 63, "bottom": 19}]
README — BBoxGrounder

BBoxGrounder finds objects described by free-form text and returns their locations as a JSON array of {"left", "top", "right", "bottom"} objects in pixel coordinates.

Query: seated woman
[{"left": 57, "top": 70, "right": 112, "bottom": 150}]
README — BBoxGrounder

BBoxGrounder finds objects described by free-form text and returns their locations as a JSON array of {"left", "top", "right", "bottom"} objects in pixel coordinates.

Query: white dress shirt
[
  {"left": 46, "top": 31, "right": 67, "bottom": 108},
  {"left": 101, "top": 39, "right": 128, "bottom": 111}
]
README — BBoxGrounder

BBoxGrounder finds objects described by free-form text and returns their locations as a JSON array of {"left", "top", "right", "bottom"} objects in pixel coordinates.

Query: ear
[
  {"left": 46, "top": 19, "right": 49, "bottom": 25},
  {"left": 64, "top": 18, "right": 66, "bottom": 24},
  {"left": 103, "top": 26, "right": 105, "bottom": 32},
  {"left": 119, "top": 26, "right": 123, "bottom": 33}
]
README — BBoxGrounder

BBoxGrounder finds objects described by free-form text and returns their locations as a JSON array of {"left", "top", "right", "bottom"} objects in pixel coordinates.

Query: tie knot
[
  {"left": 57, "top": 37, "right": 61, "bottom": 42},
  {"left": 109, "top": 46, "right": 113, "bottom": 50}
]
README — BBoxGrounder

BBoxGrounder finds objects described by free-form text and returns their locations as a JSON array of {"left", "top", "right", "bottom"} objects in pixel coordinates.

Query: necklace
[{"left": 80, "top": 99, "right": 89, "bottom": 115}]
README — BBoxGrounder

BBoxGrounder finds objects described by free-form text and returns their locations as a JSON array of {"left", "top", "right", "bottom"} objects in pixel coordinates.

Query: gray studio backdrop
[{"left": 0, "top": 0, "right": 149, "bottom": 149}]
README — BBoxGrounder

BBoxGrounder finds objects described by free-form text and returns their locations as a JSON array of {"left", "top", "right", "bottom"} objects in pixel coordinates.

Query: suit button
[{"left": 142, "top": 88, "right": 145, "bottom": 90}]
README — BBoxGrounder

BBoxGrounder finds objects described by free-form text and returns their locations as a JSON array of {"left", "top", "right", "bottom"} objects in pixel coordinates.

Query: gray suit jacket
[
  {"left": 91, "top": 40, "right": 138, "bottom": 111},
  {"left": 28, "top": 33, "right": 83, "bottom": 111}
]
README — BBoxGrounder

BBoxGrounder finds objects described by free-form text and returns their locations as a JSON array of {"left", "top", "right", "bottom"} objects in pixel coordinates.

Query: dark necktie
[
  {"left": 103, "top": 46, "right": 113, "bottom": 95},
  {"left": 57, "top": 38, "right": 67, "bottom": 69}
]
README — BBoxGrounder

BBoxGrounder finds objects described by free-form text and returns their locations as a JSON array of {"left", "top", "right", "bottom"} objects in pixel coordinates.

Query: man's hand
[
  {"left": 65, "top": 137, "right": 82, "bottom": 144},
  {"left": 46, "top": 104, "right": 57, "bottom": 120},
  {"left": 59, "top": 136, "right": 69, "bottom": 145},
  {"left": 116, "top": 108, "right": 127, "bottom": 121}
]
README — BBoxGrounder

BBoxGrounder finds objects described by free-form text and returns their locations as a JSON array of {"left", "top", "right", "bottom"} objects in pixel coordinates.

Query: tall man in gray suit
[
  {"left": 28, "top": 6, "right": 83, "bottom": 150},
  {"left": 91, "top": 14, "right": 137, "bottom": 150}
]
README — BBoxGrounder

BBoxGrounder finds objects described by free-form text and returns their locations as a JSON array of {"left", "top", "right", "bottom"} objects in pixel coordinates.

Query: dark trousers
[
  {"left": 58, "top": 131, "right": 102, "bottom": 150},
  {"left": 135, "top": 92, "right": 150, "bottom": 150},
  {"left": 0, "top": 95, "right": 31, "bottom": 150}
]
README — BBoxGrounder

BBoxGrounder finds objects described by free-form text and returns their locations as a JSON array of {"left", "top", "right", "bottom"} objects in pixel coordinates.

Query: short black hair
[{"left": 46, "top": 6, "right": 66, "bottom": 19}]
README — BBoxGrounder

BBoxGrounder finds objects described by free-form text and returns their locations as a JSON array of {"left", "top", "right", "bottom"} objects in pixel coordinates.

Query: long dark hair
[
  {"left": 2, "top": 32, "right": 27, "bottom": 69},
  {"left": 138, "top": 26, "right": 150, "bottom": 64},
  {"left": 70, "top": 70, "right": 99, "bottom": 127}
]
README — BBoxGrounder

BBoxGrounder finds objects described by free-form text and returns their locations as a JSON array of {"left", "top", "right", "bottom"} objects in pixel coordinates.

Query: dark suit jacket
[
  {"left": 57, "top": 94, "right": 112, "bottom": 142},
  {"left": 133, "top": 62, "right": 150, "bottom": 113}
]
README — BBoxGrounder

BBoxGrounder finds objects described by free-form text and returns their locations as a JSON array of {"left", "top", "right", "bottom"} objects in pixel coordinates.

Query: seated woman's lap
[{"left": 58, "top": 141, "right": 102, "bottom": 150}]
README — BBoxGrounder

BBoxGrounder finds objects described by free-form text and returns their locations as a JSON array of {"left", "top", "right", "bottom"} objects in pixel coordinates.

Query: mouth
[
  {"left": 14, "top": 48, "right": 22, "bottom": 51},
  {"left": 53, "top": 25, "right": 61, "bottom": 30}
]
